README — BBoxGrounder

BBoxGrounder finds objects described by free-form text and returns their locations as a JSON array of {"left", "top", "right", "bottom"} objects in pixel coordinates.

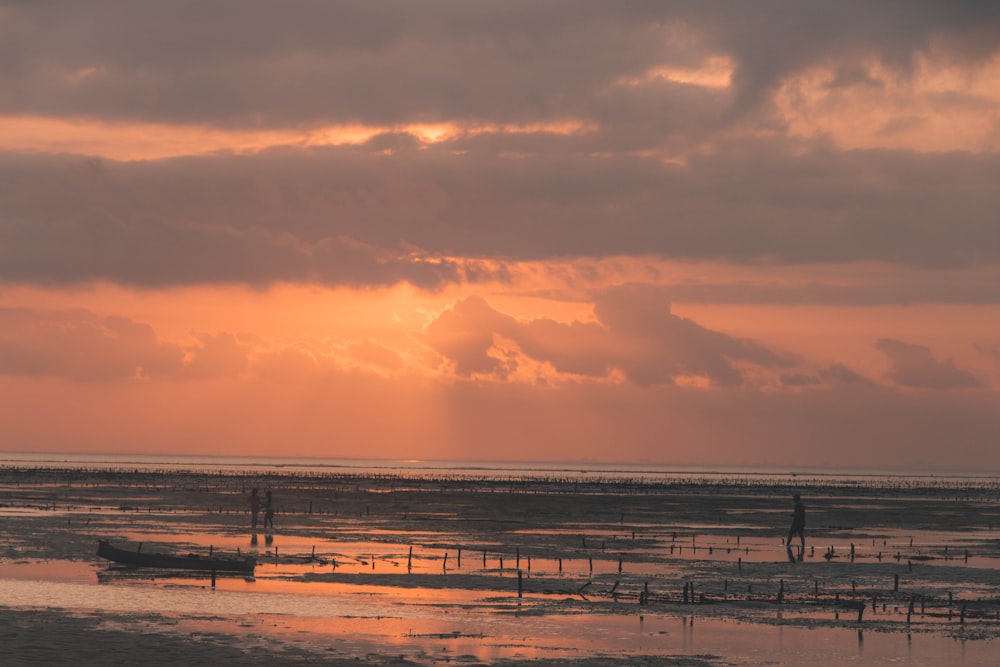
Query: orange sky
[{"left": 1, "top": 4, "right": 998, "bottom": 471}]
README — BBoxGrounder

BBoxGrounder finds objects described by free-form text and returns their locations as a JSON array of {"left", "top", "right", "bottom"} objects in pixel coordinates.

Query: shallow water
[
  {"left": 3, "top": 463, "right": 1000, "bottom": 665},
  {"left": 0, "top": 560, "right": 997, "bottom": 665}
]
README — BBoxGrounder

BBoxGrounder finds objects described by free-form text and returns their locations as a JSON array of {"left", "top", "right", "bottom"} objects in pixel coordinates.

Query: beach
[{"left": 1, "top": 464, "right": 999, "bottom": 666}]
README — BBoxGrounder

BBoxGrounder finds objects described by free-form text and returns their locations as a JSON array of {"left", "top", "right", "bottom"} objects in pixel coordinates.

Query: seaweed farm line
[{"left": 4, "top": 452, "right": 1000, "bottom": 491}]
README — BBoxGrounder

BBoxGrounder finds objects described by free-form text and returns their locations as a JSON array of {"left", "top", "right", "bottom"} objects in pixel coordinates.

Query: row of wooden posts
[{"left": 227, "top": 538, "right": 996, "bottom": 626}]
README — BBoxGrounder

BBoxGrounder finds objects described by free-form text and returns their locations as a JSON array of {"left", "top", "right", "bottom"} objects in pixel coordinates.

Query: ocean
[{"left": 1, "top": 451, "right": 998, "bottom": 491}]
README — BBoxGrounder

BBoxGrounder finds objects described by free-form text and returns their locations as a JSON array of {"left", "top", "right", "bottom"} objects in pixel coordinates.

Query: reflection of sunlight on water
[
  {"left": 0, "top": 561, "right": 997, "bottom": 664},
  {"left": 0, "top": 560, "right": 94, "bottom": 583}
]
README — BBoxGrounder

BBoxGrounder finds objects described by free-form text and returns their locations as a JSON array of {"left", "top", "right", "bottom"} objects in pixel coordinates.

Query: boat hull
[{"left": 97, "top": 540, "right": 255, "bottom": 574}]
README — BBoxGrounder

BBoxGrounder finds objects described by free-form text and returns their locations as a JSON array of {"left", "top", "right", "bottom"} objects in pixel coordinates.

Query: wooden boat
[{"left": 97, "top": 539, "right": 255, "bottom": 574}]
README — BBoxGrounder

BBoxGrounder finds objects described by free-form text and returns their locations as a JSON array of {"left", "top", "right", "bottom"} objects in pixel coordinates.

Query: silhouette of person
[
  {"left": 787, "top": 493, "right": 805, "bottom": 552},
  {"left": 249, "top": 488, "right": 261, "bottom": 529},
  {"left": 263, "top": 490, "right": 275, "bottom": 530}
]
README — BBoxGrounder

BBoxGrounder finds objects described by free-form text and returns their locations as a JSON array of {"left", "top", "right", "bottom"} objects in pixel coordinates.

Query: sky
[{"left": 1, "top": 2, "right": 999, "bottom": 471}]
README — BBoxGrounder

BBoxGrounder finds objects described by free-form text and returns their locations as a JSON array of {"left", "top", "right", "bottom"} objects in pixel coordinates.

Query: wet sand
[{"left": 1, "top": 466, "right": 998, "bottom": 665}]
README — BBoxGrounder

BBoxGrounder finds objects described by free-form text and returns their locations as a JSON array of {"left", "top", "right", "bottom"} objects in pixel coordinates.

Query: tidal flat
[{"left": 1, "top": 466, "right": 999, "bottom": 666}]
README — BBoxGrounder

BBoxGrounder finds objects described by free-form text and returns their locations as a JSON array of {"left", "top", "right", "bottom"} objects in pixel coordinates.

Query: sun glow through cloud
[
  {"left": 627, "top": 56, "right": 735, "bottom": 88},
  {"left": 775, "top": 52, "right": 1000, "bottom": 152},
  {"left": 1, "top": 3, "right": 998, "bottom": 470},
  {"left": 0, "top": 116, "right": 594, "bottom": 161}
]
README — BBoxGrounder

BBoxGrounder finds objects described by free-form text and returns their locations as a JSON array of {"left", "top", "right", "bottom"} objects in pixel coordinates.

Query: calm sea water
[{"left": 1, "top": 451, "right": 998, "bottom": 489}]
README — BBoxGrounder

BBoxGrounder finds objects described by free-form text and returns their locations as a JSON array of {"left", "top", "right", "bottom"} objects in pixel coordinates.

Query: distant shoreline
[
  {"left": 2, "top": 462, "right": 998, "bottom": 496},
  {"left": 2, "top": 450, "right": 998, "bottom": 478}
]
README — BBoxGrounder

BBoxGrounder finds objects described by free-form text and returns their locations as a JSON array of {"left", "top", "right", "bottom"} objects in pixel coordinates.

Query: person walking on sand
[
  {"left": 263, "top": 490, "right": 275, "bottom": 530},
  {"left": 786, "top": 493, "right": 805, "bottom": 549},
  {"left": 249, "top": 488, "right": 261, "bottom": 530}
]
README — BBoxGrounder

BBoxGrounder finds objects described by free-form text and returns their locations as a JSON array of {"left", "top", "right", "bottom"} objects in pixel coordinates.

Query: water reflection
[{"left": 0, "top": 560, "right": 996, "bottom": 665}]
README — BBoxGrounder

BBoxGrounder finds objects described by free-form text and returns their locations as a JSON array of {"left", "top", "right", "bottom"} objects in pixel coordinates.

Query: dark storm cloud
[{"left": 1, "top": 1, "right": 997, "bottom": 128}]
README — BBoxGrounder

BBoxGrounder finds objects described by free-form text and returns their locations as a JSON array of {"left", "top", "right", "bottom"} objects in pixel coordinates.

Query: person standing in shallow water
[
  {"left": 787, "top": 493, "right": 805, "bottom": 550},
  {"left": 249, "top": 488, "right": 261, "bottom": 530},
  {"left": 263, "top": 490, "right": 275, "bottom": 530}
]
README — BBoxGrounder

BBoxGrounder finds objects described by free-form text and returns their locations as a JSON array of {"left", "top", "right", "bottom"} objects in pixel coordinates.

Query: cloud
[
  {"left": 875, "top": 338, "right": 982, "bottom": 389},
  {"left": 975, "top": 342, "right": 1000, "bottom": 363},
  {"left": 180, "top": 332, "right": 252, "bottom": 380},
  {"left": 0, "top": 308, "right": 256, "bottom": 382},
  {"left": 2, "top": 3, "right": 998, "bottom": 290},
  {"left": 424, "top": 296, "right": 521, "bottom": 377},
  {"left": 780, "top": 363, "right": 873, "bottom": 388},
  {"left": 425, "top": 284, "right": 793, "bottom": 386},
  {"left": 348, "top": 340, "right": 405, "bottom": 372},
  {"left": 2, "top": 141, "right": 998, "bottom": 292},
  {"left": 818, "top": 363, "right": 873, "bottom": 385},
  {"left": 2, "top": 2, "right": 997, "bottom": 130},
  {"left": 0, "top": 307, "right": 183, "bottom": 381},
  {"left": 781, "top": 373, "right": 821, "bottom": 387}
]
